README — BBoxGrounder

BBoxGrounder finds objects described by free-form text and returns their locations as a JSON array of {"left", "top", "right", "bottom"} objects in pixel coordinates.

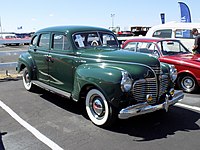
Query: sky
[{"left": 0, "top": 0, "right": 199, "bottom": 33}]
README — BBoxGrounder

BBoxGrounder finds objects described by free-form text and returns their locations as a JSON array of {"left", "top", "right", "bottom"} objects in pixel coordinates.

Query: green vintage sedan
[{"left": 17, "top": 26, "right": 184, "bottom": 127}]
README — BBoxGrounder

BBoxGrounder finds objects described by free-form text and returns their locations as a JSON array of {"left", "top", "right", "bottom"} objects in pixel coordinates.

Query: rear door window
[
  {"left": 38, "top": 33, "right": 50, "bottom": 49},
  {"left": 153, "top": 29, "right": 172, "bottom": 38},
  {"left": 52, "top": 33, "right": 71, "bottom": 51},
  {"left": 175, "top": 29, "right": 194, "bottom": 39}
]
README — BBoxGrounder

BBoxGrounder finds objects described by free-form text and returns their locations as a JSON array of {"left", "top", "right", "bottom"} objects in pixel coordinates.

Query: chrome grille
[
  {"left": 132, "top": 78, "right": 157, "bottom": 104},
  {"left": 159, "top": 75, "right": 169, "bottom": 97},
  {"left": 131, "top": 75, "right": 169, "bottom": 105},
  {"left": 151, "top": 66, "right": 161, "bottom": 75}
]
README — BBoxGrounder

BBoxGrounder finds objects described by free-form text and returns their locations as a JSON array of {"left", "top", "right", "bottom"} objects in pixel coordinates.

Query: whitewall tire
[
  {"left": 85, "top": 89, "right": 116, "bottom": 127},
  {"left": 22, "top": 67, "right": 33, "bottom": 91}
]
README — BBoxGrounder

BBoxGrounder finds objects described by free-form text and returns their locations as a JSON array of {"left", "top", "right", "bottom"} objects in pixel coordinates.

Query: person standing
[{"left": 191, "top": 28, "right": 200, "bottom": 54}]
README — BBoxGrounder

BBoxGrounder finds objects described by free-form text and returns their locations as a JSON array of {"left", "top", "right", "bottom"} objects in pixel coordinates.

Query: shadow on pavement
[
  {"left": 0, "top": 132, "right": 7, "bottom": 150},
  {"left": 109, "top": 106, "right": 200, "bottom": 141},
  {"left": 39, "top": 90, "right": 83, "bottom": 115},
  {"left": 36, "top": 89, "right": 200, "bottom": 141}
]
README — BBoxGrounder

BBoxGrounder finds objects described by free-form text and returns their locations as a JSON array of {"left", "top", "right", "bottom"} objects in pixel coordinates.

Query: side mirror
[
  {"left": 153, "top": 50, "right": 160, "bottom": 58},
  {"left": 30, "top": 45, "right": 37, "bottom": 52}
]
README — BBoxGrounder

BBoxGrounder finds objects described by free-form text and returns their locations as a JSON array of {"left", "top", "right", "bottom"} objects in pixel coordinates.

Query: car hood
[
  {"left": 162, "top": 53, "right": 200, "bottom": 62},
  {"left": 160, "top": 53, "right": 200, "bottom": 68},
  {"left": 79, "top": 48, "right": 160, "bottom": 67}
]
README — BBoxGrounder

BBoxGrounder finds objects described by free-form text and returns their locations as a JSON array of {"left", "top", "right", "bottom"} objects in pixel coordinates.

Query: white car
[{"left": 145, "top": 22, "right": 200, "bottom": 51}]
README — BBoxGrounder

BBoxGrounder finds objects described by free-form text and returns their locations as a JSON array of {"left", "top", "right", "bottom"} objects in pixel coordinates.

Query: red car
[{"left": 122, "top": 37, "right": 200, "bottom": 93}]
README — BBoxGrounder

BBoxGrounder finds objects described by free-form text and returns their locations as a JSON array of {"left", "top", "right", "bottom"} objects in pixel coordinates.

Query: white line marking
[
  {"left": 0, "top": 100, "right": 64, "bottom": 150},
  {"left": 0, "top": 49, "right": 27, "bottom": 52},
  {"left": 0, "top": 62, "right": 17, "bottom": 65},
  {"left": 175, "top": 103, "right": 200, "bottom": 112}
]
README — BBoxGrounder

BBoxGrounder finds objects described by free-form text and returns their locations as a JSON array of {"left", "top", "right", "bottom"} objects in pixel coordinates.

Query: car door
[
  {"left": 29, "top": 33, "right": 50, "bottom": 84},
  {"left": 48, "top": 32, "right": 76, "bottom": 92}
]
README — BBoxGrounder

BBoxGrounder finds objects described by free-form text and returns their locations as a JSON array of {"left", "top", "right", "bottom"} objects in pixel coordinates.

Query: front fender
[
  {"left": 72, "top": 63, "right": 124, "bottom": 104},
  {"left": 17, "top": 52, "right": 36, "bottom": 79}
]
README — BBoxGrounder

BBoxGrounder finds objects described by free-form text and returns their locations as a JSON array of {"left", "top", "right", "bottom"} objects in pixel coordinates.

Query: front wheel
[
  {"left": 177, "top": 75, "right": 198, "bottom": 93},
  {"left": 85, "top": 89, "right": 117, "bottom": 127}
]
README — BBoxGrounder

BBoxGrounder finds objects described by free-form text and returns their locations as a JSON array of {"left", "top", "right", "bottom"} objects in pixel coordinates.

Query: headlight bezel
[
  {"left": 120, "top": 71, "right": 133, "bottom": 92},
  {"left": 169, "top": 64, "right": 177, "bottom": 82}
]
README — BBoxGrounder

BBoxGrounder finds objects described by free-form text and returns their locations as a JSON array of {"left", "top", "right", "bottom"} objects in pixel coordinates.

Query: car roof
[
  {"left": 35, "top": 26, "right": 112, "bottom": 34},
  {"left": 149, "top": 22, "right": 200, "bottom": 30},
  {"left": 124, "top": 37, "right": 180, "bottom": 43}
]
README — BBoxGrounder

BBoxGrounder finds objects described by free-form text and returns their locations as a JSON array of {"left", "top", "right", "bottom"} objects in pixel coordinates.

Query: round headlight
[
  {"left": 121, "top": 71, "right": 133, "bottom": 92},
  {"left": 169, "top": 65, "right": 177, "bottom": 82}
]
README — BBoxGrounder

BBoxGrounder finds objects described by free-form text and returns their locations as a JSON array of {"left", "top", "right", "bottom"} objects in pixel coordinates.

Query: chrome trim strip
[
  {"left": 33, "top": 81, "right": 71, "bottom": 98},
  {"left": 118, "top": 90, "right": 184, "bottom": 119},
  {"left": 82, "top": 56, "right": 157, "bottom": 76}
]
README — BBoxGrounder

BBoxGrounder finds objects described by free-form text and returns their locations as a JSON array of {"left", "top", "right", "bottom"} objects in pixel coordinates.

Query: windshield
[
  {"left": 158, "top": 40, "right": 191, "bottom": 55},
  {"left": 123, "top": 41, "right": 158, "bottom": 55},
  {"left": 73, "top": 31, "right": 119, "bottom": 49}
]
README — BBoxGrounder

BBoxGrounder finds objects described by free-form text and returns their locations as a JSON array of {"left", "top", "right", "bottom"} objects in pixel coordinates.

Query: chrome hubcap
[
  {"left": 90, "top": 96, "right": 105, "bottom": 117},
  {"left": 182, "top": 77, "right": 194, "bottom": 89},
  {"left": 93, "top": 99, "right": 104, "bottom": 116},
  {"left": 25, "top": 72, "right": 30, "bottom": 84},
  {"left": 23, "top": 70, "right": 31, "bottom": 87},
  {"left": 25, "top": 73, "right": 29, "bottom": 83}
]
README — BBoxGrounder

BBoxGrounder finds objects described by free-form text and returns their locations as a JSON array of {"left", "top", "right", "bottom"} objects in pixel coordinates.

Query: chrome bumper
[{"left": 118, "top": 90, "right": 184, "bottom": 119}]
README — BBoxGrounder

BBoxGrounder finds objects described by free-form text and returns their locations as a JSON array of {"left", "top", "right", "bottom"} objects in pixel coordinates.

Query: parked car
[
  {"left": 145, "top": 22, "right": 200, "bottom": 51},
  {"left": 17, "top": 26, "right": 184, "bottom": 127},
  {"left": 122, "top": 37, "right": 200, "bottom": 93}
]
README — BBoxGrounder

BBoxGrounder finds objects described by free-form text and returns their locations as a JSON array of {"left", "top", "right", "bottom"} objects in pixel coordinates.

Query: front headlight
[
  {"left": 169, "top": 65, "right": 177, "bottom": 82},
  {"left": 121, "top": 71, "right": 133, "bottom": 92}
]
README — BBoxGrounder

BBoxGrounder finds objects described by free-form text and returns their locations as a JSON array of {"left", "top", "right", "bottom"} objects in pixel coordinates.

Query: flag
[
  {"left": 0, "top": 16, "right": 2, "bottom": 34},
  {"left": 178, "top": 2, "right": 191, "bottom": 23},
  {"left": 160, "top": 13, "right": 165, "bottom": 24},
  {"left": 17, "top": 26, "right": 23, "bottom": 30},
  {"left": 0, "top": 16, "right": 2, "bottom": 28}
]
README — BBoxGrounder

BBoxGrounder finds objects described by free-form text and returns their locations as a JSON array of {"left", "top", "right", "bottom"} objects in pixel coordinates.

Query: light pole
[
  {"left": 111, "top": 14, "right": 115, "bottom": 29},
  {"left": 0, "top": 17, "right": 2, "bottom": 38}
]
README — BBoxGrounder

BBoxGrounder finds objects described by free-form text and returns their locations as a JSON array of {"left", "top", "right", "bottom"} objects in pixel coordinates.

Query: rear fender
[{"left": 17, "top": 52, "right": 36, "bottom": 79}]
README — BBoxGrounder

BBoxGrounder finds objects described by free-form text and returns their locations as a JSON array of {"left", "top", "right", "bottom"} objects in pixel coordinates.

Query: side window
[
  {"left": 136, "top": 42, "right": 152, "bottom": 54},
  {"left": 73, "top": 34, "right": 86, "bottom": 48},
  {"left": 123, "top": 42, "right": 137, "bottom": 51},
  {"left": 52, "top": 34, "right": 71, "bottom": 51},
  {"left": 31, "top": 35, "right": 38, "bottom": 46},
  {"left": 73, "top": 32, "right": 100, "bottom": 48},
  {"left": 87, "top": 33, "right": 100, "bottom": 46},
  {"left": 148, "top": 43, "right": 160, "bottom": 57},
  {"left": 38, "top": 33, "right": 50, "bottom": 49},
  {"left": 153, "top": 29, "right": 172, "bottom": 38},
  {"left": 175, "top": 29, "right": 194, "bottom": 39},
  {"left": 101, "top": 33, "right": 118, "bottom": 47}
]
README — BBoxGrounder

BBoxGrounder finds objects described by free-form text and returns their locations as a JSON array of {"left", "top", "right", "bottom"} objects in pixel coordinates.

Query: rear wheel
[
  {"left": 85, "top": 89, "right": 117, "bottom": 127},
  {"left": 177, "top": 75, "right": 198, "bottom": 93},
  {"left": 22, "top": 67, "right": 35, "bottom": 91}
]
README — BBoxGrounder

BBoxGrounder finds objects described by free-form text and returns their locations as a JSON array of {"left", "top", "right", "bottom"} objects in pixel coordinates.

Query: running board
[{"left": 33, "top": 81, "right": 71, "bottom": 99}]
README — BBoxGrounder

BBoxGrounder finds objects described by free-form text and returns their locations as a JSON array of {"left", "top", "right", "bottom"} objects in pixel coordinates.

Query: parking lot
[
  {"left": 0, "top": 45, "right": 200, "bottom": 150},
  {"left": 0, "top": 79, "right": 200, "bottom": 150}
]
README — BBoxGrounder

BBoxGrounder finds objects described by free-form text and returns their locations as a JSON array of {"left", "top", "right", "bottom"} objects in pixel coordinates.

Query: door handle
[
  {"left": 45, "top": 55, "right": 51, "bottom": 62},
  {"left": 45, "top": 55, "right": 54, "bottom": 63}
]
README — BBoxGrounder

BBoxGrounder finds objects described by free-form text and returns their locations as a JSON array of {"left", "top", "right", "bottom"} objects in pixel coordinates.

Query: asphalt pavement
[
  {"left": 0, "top": 45, "right": 199, "bottom": 150},
  {"left": 0, "top": 80, "right": 199, "bottom": 150}
]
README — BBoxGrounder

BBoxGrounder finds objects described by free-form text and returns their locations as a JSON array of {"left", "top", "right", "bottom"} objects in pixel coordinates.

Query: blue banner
[
  {"left": 160, "top": 13, "right": 165, "bottom": 24},
  {"left": 178, "top": 2, "right": 191, "bottom": 23}
]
